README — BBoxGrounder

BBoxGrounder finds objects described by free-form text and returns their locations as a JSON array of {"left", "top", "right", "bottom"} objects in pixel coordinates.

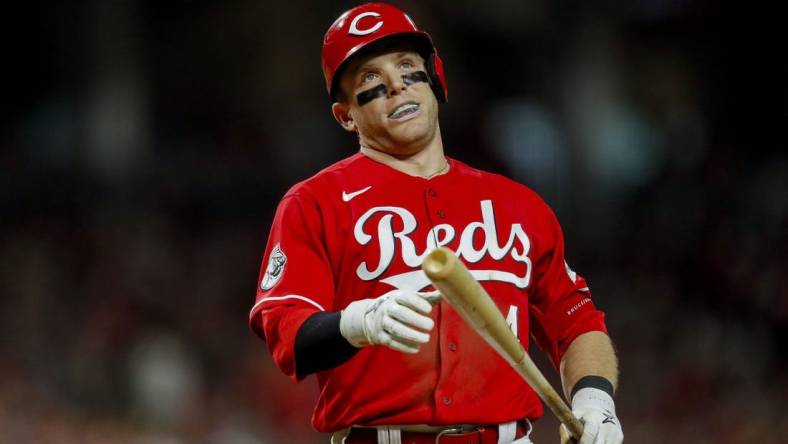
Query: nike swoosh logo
[{"left": 342, "top": 186, "right": 372, "bottom": 202}]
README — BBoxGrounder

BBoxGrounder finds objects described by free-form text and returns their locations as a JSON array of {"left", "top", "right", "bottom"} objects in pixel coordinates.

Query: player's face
[{"left": 333, "top": 48, "right": 439, "bottom": 156}]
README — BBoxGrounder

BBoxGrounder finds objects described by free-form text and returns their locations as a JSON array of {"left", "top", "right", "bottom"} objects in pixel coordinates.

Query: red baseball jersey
[{"left": 249, "top": 153, "right": 607, "bottom": 432}]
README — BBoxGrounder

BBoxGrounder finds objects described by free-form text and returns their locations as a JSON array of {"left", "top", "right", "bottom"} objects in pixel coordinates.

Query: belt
[{"left": 339, "top": 421, "right": 531, "bottom": 444}]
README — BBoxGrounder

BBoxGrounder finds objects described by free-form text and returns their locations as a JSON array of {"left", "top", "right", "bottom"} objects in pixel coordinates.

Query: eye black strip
[
  {"left": 356, "top": 84, "right": 387, "bottom": 106},
  {"left": 402, "top": 70, "right": 429, "bottom": 86},
  {"left": 355, "top": 71, "right": 431, "bottom": 106}
]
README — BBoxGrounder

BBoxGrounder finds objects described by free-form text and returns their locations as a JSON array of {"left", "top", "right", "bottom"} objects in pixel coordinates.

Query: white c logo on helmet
[{"left": 349, "top": 12, "right": 383, "bottom": 36}]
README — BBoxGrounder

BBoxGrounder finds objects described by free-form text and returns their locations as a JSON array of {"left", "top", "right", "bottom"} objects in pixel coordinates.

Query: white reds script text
[{"left": 353, "top": 200, "right": 533, "bottom": 290}]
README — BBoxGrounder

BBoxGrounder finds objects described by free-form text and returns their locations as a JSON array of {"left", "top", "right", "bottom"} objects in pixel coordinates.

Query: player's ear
[{"left": 331, "top": 102, "right": 356, "bottom": 132}]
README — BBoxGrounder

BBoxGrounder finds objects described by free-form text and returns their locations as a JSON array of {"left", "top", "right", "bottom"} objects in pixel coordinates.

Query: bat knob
[{"left": 422, "top": 247, "right": 455, "bottom": 279}]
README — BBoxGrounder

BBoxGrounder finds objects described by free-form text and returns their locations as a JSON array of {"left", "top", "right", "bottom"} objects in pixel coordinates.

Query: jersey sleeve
[
  {"left": 528, "top": 206, "right": 607, "bottom": 369},
  {"left": 248, "top": 192, "right": 336, "bottom": 381}
]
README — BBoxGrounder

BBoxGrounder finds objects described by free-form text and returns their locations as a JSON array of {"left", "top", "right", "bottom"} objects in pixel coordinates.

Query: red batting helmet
[{"left": 321, "top": 2, "right": 447, "bottom": 103}]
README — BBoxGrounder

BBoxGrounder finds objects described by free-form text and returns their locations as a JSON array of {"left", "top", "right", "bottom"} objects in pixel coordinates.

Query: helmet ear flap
[{"left": 425, "top": 53, "right": 447, "bottom": 103}]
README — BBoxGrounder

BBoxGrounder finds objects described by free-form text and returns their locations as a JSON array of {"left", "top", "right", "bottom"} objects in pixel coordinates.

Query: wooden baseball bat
[{"left": 421, "top": 247, "right": 584, "bottom": 441}]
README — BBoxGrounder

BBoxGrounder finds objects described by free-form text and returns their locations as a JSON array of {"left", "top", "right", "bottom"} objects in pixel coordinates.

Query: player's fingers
[
  {"left": 417, "top": 290, "right": 442, "bottom": 306},
  {"left": 389, "top": 333, "right": 427, "bottom": 354},
  {"left": 378, "top": 331, "right": 420, "bottom": 354},
  {"left": 611, "top": 427, "right": 623, "bottom": 444},
  {"left": 394, "top": 290, "right": 433, "bottom": 315},
  {"left": 595, "top": 424, "right": 622, "bottom": 444},
  {"left": 382, "top": 317, "right": 431, "bottom": 344},
  {"left": 593, "top": 428, "right": 605, "bottom": 444},
  {"left": 558, "top": 424, "right": 576, "bottom": 444},
  {"left": 577, "top": 418, "right": 598, "bottom": 444},
  {"left": 388, "top": 304, "right": 434, "bottom": 331},
  {"left": 388, "top": 341, "right": 421, "bottom": 354}
]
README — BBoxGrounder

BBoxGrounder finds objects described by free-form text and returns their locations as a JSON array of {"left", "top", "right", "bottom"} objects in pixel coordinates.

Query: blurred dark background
[{"left": 2, "top": 1, "right": 786, "bottom": 443}]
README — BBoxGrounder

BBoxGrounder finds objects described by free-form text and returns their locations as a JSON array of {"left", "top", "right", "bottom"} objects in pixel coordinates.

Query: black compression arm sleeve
[{"left": 294, "top": 311, "right": 360, "bottom": 378}]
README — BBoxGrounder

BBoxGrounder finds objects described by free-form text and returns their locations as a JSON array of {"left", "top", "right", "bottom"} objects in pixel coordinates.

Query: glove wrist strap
[
  {"left": 570, "top": 375, "right": 614, "bottom": 399},
  {"left": 339, "top": 299, "right": 372, "bottom": 347}
]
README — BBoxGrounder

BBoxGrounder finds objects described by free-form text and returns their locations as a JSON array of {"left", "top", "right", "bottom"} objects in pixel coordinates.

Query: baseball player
[{"left": 249, "top": 3, "right": 623, "bottom": 444}]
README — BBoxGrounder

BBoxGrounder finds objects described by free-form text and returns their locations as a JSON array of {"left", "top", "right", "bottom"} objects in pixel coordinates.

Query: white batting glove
[
  {"left": 560, "top": 388, "right": 623, "bottom": 444},
  {"left": 339, "top": 289, "right": 435, "bottom": 354}
]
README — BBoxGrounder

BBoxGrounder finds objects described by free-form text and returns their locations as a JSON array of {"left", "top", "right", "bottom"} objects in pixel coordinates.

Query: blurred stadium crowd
[{"left": 2, "top": 1, "right": 786, "bottom": 443}]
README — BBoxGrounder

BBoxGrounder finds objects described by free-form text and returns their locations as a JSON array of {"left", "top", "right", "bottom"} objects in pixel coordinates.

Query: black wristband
[{"left": 570, "top": 375, "right": 615, "bottom": 399}]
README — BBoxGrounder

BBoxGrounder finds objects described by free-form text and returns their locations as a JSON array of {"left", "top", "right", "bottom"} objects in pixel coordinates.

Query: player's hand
[
  {"left": 339, "top": 289, "right": 435, "bottom": 354},
  {"left": 559, "top": 388, "right": 623, "bottom": 444}
]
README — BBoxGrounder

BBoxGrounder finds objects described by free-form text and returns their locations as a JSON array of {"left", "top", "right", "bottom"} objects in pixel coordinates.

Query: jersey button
[
  {"left": 437, "top": 210, "right": 446, "bottom": 219},
  {"left": 442, "top": 396, "right": 452, "bottom": 405},
  {"left": 448, "top": 343, "right": 457, "bottom": 351},
  {"left": 427, "top": 188, "right": 438, "bottom": 197}
]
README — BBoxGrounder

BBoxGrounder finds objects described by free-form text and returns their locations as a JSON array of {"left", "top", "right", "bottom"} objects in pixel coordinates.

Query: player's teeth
[{"left": 389, "top": 103, "right": 419, "bottom": 119}]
